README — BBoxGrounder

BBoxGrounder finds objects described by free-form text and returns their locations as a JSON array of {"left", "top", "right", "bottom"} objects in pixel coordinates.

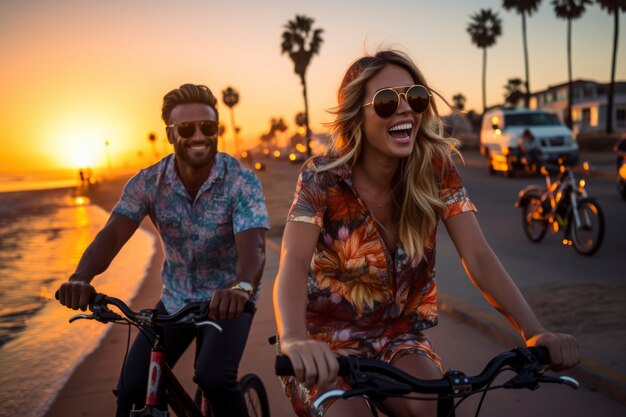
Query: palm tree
[
  {"left": 147, "top": 132, "right": 159, "bottom": 160},
  {"left": 596, "top": 0, "right": 626, "bottom": 134},
  {"left": 452, "top": 93, "right": 466, "bottom": 111},
  {"left": 467, "top": 9, "right": 503, "bottom": 113},
  {"left": 281, "top": 15, "right": 323, "bottom": 157},
  {"left": 502, "top": 0, "right": 542, "bottom": 108},
  {"left": 222, "top": 87, "right": 240, "bottom": 156},
  {"left": 504, "top": 77, "right": 525, "bottom": 106},
  {"left": 552, "top": 0, "right": 592, "bottom": 129}
]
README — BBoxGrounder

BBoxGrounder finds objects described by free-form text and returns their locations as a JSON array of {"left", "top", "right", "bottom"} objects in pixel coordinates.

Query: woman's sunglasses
[
  {"left": 363, "top": 84, "right": 431, "bottom": 118},
  {"left": 167, "top": 120, "right": 218, "bottom": 138}
]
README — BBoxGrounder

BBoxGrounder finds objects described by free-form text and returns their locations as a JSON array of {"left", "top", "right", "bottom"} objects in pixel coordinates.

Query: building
[{"left": 529, "top": 79, "right": 626, "bottom": 136}]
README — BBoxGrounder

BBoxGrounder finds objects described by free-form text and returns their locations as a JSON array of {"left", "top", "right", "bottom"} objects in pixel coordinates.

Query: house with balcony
[{"left": 528, "top": 79, "right": 626, "bottom": 137}]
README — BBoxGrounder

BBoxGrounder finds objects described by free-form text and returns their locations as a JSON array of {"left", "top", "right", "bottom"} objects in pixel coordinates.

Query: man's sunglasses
[
  {"left": 363, "top": 84, "right": 431, "bottom": 118},
  {"left": 167, "top": 120, "right": 218, "bottom": 138}
]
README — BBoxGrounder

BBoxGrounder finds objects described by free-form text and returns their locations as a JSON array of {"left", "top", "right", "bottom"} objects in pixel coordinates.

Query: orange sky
[{"left": 1, "top": 0, "right": 623, "bottom": 174}]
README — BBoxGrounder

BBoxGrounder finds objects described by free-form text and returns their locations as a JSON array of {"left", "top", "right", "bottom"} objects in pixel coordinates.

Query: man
[{"left": 57, "top": 84, "right": 269, "bottom": 417}]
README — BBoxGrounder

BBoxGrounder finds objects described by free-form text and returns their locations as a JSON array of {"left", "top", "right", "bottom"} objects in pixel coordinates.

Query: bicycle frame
[
  {"left": 543, "top": 164, "right": 594, "bottom": 235},
  {"left": 65, "top": 293, "right": 240, "bottom": 417},
  {"left": 130, "top": 343, "right": 205, "bottom": 417}
]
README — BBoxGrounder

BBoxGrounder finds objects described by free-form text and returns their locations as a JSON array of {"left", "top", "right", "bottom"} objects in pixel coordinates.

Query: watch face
[{"left": 238, "top": 282, "right": 253, "bottom": 291}]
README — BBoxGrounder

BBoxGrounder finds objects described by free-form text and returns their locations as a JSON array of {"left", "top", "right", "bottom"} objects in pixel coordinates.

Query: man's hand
[
  {"left": 209, "top": 289, "right": 250, "bottom": 320},
  {"left": 57, "top": 278, "right": 95, "bottom": 311}
]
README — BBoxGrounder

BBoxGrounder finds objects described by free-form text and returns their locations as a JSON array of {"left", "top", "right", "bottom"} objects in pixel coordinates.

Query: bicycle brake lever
[
  {"left": 195, "top": 320, "right": 223, "bottom": 332},
  {"left": 69, "top": 314, "right": 96, "bottom": 323},
  {"left": 538, "top": 375, "right": 580, "bottom": 389},
  {"left": 504, "top": 371, "right": 542, "bottom": 390}
]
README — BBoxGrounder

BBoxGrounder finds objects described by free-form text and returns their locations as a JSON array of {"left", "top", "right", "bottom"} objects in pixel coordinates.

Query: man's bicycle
[
  {"left": 275, "top": 347, "right": 579, "bottom": 417},
  {"left": 61, "top": 292, "right": 271, "bottom": 417}
]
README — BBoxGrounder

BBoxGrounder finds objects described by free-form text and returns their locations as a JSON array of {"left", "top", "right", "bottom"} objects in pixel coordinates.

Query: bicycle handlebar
[
  {"left": 59, "top": 291, "right": 255, "bottom": 328},
  {"left": 275, "top": 346, "right": 578, "bottom": 405}
]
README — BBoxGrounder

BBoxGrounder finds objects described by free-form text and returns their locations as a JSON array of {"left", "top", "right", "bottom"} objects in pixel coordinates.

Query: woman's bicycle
[
  {"left": 60, "top": 291, "right": 271, "bottom": 417},
  {"left": 515, "top": 159, "right": 605, "bottom": 256},
  {"left": 275, "top": 347, "right": 579, "bottom": 417}
]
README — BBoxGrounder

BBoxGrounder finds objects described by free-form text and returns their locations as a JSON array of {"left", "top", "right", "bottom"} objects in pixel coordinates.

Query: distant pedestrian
[
  {"left": 613, "top": 136, "right": 626, "bottom": 169},
  {"left": 273, "top": 49, "right": 580, "bottom": 417},
  {"left": 78, "top": 169, "right": 85, "bottom": 188},
  {"left": 518, "top": 128, "right": 541, "bottom": 168}
]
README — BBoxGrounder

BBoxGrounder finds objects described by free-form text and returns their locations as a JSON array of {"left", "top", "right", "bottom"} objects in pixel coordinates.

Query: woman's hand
[
  {"left": 526, "top": 332, "right": 580, "bottom": 371},
  {"left": 280, "top": 338, "right": 339, "bottom": 388}
]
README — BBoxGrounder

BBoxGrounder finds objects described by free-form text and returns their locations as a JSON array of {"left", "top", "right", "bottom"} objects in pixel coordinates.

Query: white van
[{"left": 480, "top": 108, "right": 579, "bottom": 176}]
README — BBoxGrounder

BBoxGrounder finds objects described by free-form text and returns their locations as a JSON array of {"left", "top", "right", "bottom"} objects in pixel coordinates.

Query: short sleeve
[
  {"left": 287, "top": 164, "right": 326, "bottom": 227},
  {"left": 232, "top": 169, "right": 270, "bottom": 234},
  {"left": 438, "top": 158, "right": 477, "bottom": 221},
  {"left": 112, "top": 173, "right": 149, "bottom": 224}
]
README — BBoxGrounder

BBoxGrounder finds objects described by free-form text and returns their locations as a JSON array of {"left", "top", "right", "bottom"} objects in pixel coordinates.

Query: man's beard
[{"left": 173, "top": 140, "right": 217, "bottom": 169}]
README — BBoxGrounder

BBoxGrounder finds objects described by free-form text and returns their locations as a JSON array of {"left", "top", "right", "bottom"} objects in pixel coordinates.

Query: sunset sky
[{"left": 1, "top": 0, "right": 624, "bottom": 174}]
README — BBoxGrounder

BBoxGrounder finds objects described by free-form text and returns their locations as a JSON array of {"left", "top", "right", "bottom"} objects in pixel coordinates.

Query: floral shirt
[
  {"left": 113, "top": 152, "right": 269, "bottom": 313},
  {"left": 287, "top": 155, "right": 476, "bottom": 351}
]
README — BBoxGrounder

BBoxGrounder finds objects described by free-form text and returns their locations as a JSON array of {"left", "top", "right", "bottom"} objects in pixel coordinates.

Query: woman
[{"left": 273, "top": 49, "right": 579, "bottom": 417}]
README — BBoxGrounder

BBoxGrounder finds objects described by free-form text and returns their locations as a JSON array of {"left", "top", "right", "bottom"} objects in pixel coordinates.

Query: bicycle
[
  {"left": 515, "top": 159, "right": 605, "bottom": 256},
  {"left": 275, "top": 346, "right": 579, "bottom": 417},
  {"left": 61, "top": 291, "right": 271, "bottom": 417}
]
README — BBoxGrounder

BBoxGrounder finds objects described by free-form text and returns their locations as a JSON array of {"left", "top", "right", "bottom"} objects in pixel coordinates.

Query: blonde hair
[{"left": 318, "top": 49, "right": 459, "bottom": 261}]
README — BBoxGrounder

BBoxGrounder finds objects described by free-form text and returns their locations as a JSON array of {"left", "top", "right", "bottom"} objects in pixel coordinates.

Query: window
[
  {"left": 582, "top": 108, "right": 591, "bottom": 126},
  {"left": 504, "top": 112, "right": 561, "bottom": 126}
]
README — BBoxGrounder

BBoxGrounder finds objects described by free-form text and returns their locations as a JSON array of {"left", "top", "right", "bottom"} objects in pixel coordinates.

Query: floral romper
[{"left": 280, "top": 155, "right": 477, "bottom": 417}]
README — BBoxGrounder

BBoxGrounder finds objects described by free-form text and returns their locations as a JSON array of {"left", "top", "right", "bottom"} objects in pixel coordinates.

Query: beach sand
[{"left": 44, "top": 163, "right": 298, "bottom": 417}]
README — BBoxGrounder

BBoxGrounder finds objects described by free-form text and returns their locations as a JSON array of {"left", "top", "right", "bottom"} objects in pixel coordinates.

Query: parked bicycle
[
  {"left": 275, "top": 347, "right": 579, "bottom": 417},
  {"left": 515, "top": 160, "right": 605, "bottom": 256},
  {"left": 59, "top": 291, "right": 270, "bottom": 417}
]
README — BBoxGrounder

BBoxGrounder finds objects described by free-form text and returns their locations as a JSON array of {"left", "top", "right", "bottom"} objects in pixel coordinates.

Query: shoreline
[{"left": 44, "top": 175, "right": 165, "bottom": 417}]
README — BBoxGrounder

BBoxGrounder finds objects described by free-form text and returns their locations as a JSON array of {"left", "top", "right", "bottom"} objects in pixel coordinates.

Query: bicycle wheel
[
  {"left": 240, "top": 373, "right": 270, "bottom": 417},
  {"left": 522, "top": 194, "right": 547, "bottom": 242},
  {"left": 569, "top": 198, "right": 604, "bottom": 256}
]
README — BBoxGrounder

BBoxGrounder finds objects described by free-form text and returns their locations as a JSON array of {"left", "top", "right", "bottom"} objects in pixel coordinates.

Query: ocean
[{"left": 0, "top": 182, "right": 154, "bottom": 417}]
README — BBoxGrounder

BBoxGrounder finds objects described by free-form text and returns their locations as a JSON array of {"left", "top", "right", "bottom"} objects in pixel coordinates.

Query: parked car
[{"left": 480, "top": 108, "right": 579, "bottom": 177}]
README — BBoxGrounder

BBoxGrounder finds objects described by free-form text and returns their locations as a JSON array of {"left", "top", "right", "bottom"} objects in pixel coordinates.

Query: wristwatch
[{"left": 230, "top": 281, "right": 254, "bottom": 297}]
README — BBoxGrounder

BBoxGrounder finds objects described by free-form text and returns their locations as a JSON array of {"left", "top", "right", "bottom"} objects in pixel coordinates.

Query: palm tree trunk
[
  {"left": 230, "top": 108, "right": 240, "bottom": 156},
  {"left": 482, "top": 47, "right": 487, "bottom": 114},
  {"left": 606, "top": 9, "right": 619, "bottom": 134},
  {"left": 301, "top": 74, "right": 312, "bottom": 157},
  {"left": 567, "top": 18, "right": 573, "bottom": 130},
  {"left": 522, "top": 12, "right": 530, "bottom": 108}
]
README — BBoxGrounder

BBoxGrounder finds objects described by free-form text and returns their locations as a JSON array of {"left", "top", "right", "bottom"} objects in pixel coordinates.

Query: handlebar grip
[
  {"left": 275, "top": 355, "right": 294, "bottom": 376},
  {"left": 275, "top": 355, "right": 351, "bottom": 377},
  {"left": 529, "top": 346, "right": 551, "bottom": 365},
  {"left": 243, "top": 300, "right": 256, "bottom": 314}
]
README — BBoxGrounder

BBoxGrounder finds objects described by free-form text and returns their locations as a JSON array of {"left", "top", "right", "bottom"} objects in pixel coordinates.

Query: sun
[{"left": 45, "top": 118, "right": 109, "bottom": 170}]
